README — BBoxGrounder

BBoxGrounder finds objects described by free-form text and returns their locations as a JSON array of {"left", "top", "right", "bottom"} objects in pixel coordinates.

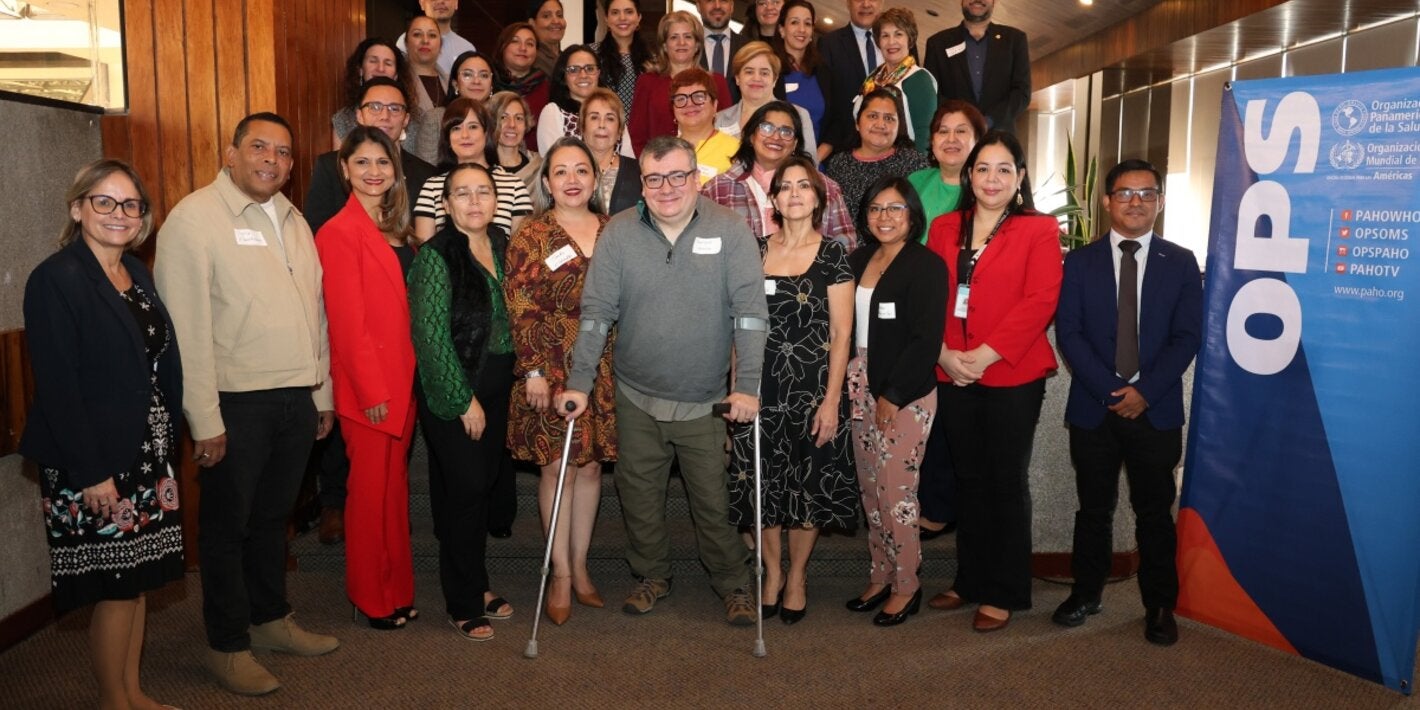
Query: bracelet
[{"left": 525, "top": 369, "right": 545, "bottom": 379}]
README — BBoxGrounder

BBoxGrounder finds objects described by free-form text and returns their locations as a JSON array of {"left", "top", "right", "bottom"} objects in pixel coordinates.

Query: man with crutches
[{"left": 557, "top": 135, "right": 768, "bottom": 627}]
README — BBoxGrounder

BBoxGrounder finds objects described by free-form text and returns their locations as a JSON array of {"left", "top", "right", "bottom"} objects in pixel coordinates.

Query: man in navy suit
[
  {"left": 1052, "top": 159, "right": 1202, "bottom": 646},
  {"left": 923, "top": 0, "right": 1030, "bottom": 133},
  {"left": 816, "top": 0, "right": 884, "bottom": 161},
  {"left": 696, "top": 0, "right": 745, "bottom": 102}
]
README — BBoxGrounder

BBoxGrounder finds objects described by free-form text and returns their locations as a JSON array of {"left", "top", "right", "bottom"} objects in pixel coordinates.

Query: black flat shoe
[
  {"left": 1145, "top": 607, "right": 1179, "bottom": 646},
  {"left": 353, "top": 606, "right": 406, "bottom": 630},
  {"left": 918, "top": 521, "right": 957, "bottom": 541},
  {"left": 489, "top": 527, "right": 513, "bottom": 539},
  {"left": 872, "top": 589, "right": 923, "bottom": 627},
  {"left": 845, "top": 585, "right": 892, "bottom": 612}
]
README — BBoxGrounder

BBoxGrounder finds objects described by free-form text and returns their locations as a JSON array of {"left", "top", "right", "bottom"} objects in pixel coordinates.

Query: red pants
[{"left": 342, "top": 413, "right": 415, "bottom": 617}]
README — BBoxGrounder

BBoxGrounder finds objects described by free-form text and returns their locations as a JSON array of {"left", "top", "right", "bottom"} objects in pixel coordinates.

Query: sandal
[
  {"left": 484, "top": 595, "right": 513, "bottom": 620},
  {"left": 449, "top": 616, "right": 494, "bottom": 641}
]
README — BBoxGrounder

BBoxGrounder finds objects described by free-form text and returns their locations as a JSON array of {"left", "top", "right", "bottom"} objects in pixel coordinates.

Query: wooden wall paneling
[
  {"left": 152, "top": 0, "right": 193, "bottom": 220},
  {"left": 186, "top": 0, "right": 221, "bottom": 186},
  {"left": 0, "top": 330, "right": 33, "bottom": 457},
  {"left": 245, "top": 0, "right": 278, "bottom": 112},
  {"left": 118, "top": 0, "right": 161, "bottom": 219},
  {"left": 214, "top": 0, "right": 249, "bottom": 151}
]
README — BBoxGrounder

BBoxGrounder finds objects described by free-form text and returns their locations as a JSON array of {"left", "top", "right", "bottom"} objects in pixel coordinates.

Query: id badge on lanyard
[{"left": 957, "top": 211, "right": 1009, "bottom": 322}]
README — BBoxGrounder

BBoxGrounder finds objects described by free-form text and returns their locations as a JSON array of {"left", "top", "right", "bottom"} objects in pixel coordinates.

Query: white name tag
[
  {"left": 954, "top": 284, "right": 971, "bottom": 319},
  {"left": 878, "top": 302, "right": 897, "bottom": 319},
  {"left": 692, "top": 237, "right": 722, "bottom": 255},
  {"left": 698, "top": 164, "right": 719, "bottom": 182},
  {"left": 764, "top": 279, "right": 777, "bottom": 296},
  {"left": 544, "top": 244, "right": 577, "bottom": 272},
  {"left": 946, "top": 42, "right": 967, "bottom": 58},
  {"left": 234, "top": 228, "right": 267, "bottom": 246},
  {"left": 785, "top": 82, "right": 800, "bottom": 93}
]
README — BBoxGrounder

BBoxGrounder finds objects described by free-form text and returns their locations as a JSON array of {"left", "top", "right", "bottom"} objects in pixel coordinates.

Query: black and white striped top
[{"left": 413, "top": 165, "right": 532, "bottom": 234}]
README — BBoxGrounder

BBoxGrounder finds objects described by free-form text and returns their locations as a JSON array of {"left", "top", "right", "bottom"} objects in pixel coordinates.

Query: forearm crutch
[
  {"left": 524, "top": 402, "right": 578, "bottom": 659},
  {"left": 716, "top": 400, "right": 768, "bottom": 658}
]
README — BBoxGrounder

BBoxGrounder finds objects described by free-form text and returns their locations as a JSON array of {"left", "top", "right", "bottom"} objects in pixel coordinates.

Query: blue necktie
[
  {"left": 864, "top": 30, "right": 878, "bottom": 73},
  {"left": 710, "top": 34, "right": 726, "bottom": 76}
]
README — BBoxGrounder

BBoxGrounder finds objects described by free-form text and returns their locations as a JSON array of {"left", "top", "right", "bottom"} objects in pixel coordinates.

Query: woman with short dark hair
[{"left": 823, "top": 88, "right": 929, "bottom": 230}]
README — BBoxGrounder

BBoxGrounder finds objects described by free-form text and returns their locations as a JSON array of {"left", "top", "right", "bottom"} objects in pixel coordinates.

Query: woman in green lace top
[{"left": 407, "top": 163, "right": 515, "bottom": 642}]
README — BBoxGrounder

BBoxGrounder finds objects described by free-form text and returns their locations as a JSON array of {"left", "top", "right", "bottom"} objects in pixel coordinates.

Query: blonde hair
[
  {"left": 59, "top": 159, "right": 155, "bottom": 249},
  {"left": 654, "top": 11, "right": 705, "bottom": 75},
  {"left": 731, "top": 40, "right": 781, "bottom": 78}
]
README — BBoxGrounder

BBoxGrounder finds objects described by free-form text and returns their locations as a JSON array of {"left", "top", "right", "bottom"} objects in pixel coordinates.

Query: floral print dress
[{"left": 40, "top": 283, "right": 183, "bottom": 611}]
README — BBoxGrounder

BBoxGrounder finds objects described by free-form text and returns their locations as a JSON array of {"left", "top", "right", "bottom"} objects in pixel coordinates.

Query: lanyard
[{"left": 960, "top": 209, "right": 1010, "bottom": 286}]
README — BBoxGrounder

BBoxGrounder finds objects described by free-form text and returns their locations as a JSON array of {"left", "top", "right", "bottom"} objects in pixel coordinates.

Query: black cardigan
[
  {"left": 20, "top": 239, "right": 183, "bottom": 488},
  {"left": 849, "top": 240, "right": 947, "bottom": 407},
  {"left": 606, "top": 158, "right": 642, "bottom": 216}
]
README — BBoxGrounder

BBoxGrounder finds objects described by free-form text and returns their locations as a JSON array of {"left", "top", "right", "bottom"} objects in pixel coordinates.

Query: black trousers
[
  {"left": 315, "top": 419, "right": 348, "bottom": 509},
  {"left": 1068, "top": 414, "right": 1181, "bottom": 610},
  {"left": 199, "top": 388, "right": 317, "bottom": 652},
  {"left": 919, "top": 381, "right": 958, "bottom": 525},
  {"left": 418, "top": 353, "right": 513, "bottom": 620},
  {"left": 940, "top": 378, "right": 1046, "bottom": 611},
  {"left": 488, "top": 450, "right": 517, "bottom": 531}
]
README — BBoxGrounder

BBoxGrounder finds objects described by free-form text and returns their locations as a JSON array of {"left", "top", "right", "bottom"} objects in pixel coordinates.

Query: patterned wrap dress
[
  {"left": 504, "top": 212, "right": 618, "bottom": 466},
  {"left": 40, "top": 283, "right": 183, "bottom": 611},
  {"left": 728, "top": 238, "right": 857, "bottom": 529}
]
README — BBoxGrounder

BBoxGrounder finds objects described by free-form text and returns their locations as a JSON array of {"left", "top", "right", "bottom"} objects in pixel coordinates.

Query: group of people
[{"left": 19, "top": 0, "right": 1206, "bottom": 705}]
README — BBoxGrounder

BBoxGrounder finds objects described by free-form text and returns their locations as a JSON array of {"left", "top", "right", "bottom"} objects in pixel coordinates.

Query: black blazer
[
  {"left": 20, "top": 240, "right": 183, "bottom": 489},
  {"left": 701, "top": 29, "right": 747, "bottom": 103},
  {"left": 818, "top": 25, "right": 871, "bottom": 155},
  {"left": 923, "top": 23, "right": 1031, "bottom": 133},
  {"left": 304, "top": 148, "right": 436, "bottom": 235},
  {"left": 849, "top": 240, "right": 948, "bottom": 407},
  {"left": 606, "top": 158, "right": 642, "bottom": 217}
]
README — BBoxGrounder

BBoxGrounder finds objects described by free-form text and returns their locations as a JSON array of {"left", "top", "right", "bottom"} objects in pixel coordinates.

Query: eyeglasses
[
  {"left": 671, "top": 91, "right": 711, "bottom": 108},
  {"left": 448, "top": 187, "right": 495, "bottom": 202},
  {"left": 459, "top": 69, "right": 493, "bottom": 81},
  {"left": 755, "top": 123, "right": 796, "bottom": 140},
  {"left": 642, "top": 171, "right": 693, "bottom": 189},
  {"left": 1109, "top": 188, "right": 1161, "bottom": 203},
  {"left": 360, "top": 101, "right": 407, "bottom": 116},
  {"left": 84, "top": 194, "right": 148, "bottom": 218},
  {"left": 866, "top": 203, "right": 908, "bottom": 219},
  {"left": 564, "top": 64, "right": 599, "bottom": 75}
]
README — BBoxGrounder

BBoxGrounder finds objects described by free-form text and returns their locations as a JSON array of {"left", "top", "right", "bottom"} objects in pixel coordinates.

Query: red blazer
[
  {"left": 627, "top": 71, "right": 734, "bottom": 156},
  {"left": 315, "top": 195, "right": 416, "bottom": 436},
  {"left": 926, "top": 210, "right": 1062, "bottom": 387}
]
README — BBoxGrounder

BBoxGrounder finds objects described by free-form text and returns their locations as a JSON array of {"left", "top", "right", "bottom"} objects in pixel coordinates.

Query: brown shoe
[
  {"left": 318, "top": 508, "right": 344, "bottom": 545},
  {"left": 203, "top": 649, "right": 280, "bottom": 696},
  {"left": 250, "top": 613, "right": 340, "bottom": 656},
  {"left": 929, "top": 590, "right": 967, "bottom": 611},
  {"left": 622, "top": 577, "right": 671, "bottom": 615},
  {"left": 972, "top": 609, "right": 1011, "bottom": 633}
]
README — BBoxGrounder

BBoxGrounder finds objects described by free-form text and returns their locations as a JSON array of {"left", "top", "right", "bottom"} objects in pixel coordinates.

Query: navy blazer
[
  {"left": 817, "top": 25, "right": 871, "bottom": 155},
  {"left": 20, "top": 239, "right": 183, "bottom": 489},
  {"left": 1055, "top": 234, "right": 1202, "bottom": 430},
  {"left": 923, "top": 23, "right": 1031, "bottom": 132}
]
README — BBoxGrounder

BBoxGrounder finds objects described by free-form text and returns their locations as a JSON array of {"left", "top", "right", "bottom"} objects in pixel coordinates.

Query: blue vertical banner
[{"left": 1179, "top": 67, "right": 1420, "bottom": 693}]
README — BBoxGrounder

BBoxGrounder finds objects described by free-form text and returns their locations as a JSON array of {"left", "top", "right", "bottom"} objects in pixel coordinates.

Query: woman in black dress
[
  {"left": 728, "top": 155, "right": 856, "bottom": 625},
  {"left": 21, "top": 159, "right": 182, "bottom": 708}
]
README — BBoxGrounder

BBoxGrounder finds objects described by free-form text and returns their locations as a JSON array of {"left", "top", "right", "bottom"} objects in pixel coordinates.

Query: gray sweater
[{"left": 569, "top": 196, "right": 768, "bottom": 405}]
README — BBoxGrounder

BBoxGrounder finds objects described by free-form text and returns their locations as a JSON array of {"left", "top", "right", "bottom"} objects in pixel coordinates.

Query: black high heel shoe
[
  {"left": 782, "top": 578, "right": 807, "bottom": 624},
  {"left": 845, "top": 585, "right": 892, "bottom": 612},
  {"left": 761, "top": 578, "right": 785, "bottom": 619},
  {"left": 872, "top": 589, "right": 923, "bottom": 627},
  {"left": 353, "top": 605, "right": 407, "bottom": 630}
]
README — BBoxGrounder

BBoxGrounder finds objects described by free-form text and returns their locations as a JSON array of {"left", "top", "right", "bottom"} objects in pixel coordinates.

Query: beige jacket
[{"left": 155, "top": 169, "right": 333, "bottom": 440}]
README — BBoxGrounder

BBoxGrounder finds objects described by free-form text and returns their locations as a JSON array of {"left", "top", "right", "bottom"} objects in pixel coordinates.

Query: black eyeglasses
[
  {"left": 1109, "top": 188, "right": 1161, "bottom": 203},
  {"left": 671, "top": 91, "right": 711, "bottom": 108},
  {"left": 360, "top": 101, "right": 407, "bottom": 116},
  {"left": 755, "top": 123, "right": 796, "bottom": 140},
  {"left": 85, "top": 194, "right": 148, "bottom": 218},
  {"left": 642, "top": 170, "right": 693, "bottom": 189}
]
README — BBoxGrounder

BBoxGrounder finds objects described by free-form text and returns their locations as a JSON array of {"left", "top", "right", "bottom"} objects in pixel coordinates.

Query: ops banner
[{"left": 1179, "top": 67, "right": 1420, "bottom": 693}]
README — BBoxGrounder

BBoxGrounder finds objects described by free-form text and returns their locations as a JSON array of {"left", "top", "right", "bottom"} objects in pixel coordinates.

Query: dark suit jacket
[
  {"left": 923, "top": 23, "right": 1031, "bottom": 132},
  {"left": 1055, "top": 234, "right": 1203, "bottom": 430},
  {"left": 700, "top": 29, "right": 746, "bottom": 103},
  {"left": 304, "top": 148, "right": 435, "bottom": 235},
  {"left": 606, "top": 158, "right": 641, "bottom": 217},
  {"left": 314, "top": 195, "right": 417, "bottom": 436},
  {"left": 818, "top": 25, "right": 871, "bottom": 155},
  {"left": 20, "top": 240, "right": 183, "bottom": 488},
  {"left": 848, "top": 240, "right": 948, "bottom": 407}
]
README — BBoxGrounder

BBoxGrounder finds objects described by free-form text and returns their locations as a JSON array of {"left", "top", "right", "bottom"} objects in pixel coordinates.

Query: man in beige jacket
[{"left": 155, "top": 112, "right": 339, "bottom": 696}]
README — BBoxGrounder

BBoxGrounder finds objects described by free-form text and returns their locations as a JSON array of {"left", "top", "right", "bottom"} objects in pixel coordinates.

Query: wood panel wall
[
  {"left": 101, "top": 0, "right": 365, "bottom": 567},
  {"left": 0, "top": 329, "right": 32, "bottom": 458}
]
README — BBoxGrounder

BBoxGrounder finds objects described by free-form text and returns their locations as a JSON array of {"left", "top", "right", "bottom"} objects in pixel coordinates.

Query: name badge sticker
[
  {"left": 785, "top": 82, "right": 800, "bottom": 93},
  {"left": 698, "top": 164, "right": 718, "bottom": 181},
  {"left": 946, "top": 42, "right": 967, "bottom": 58},
  {"left": 878, "top": 302, "right": 897, "bottom": 319},
  {"left": 954, "top": 284, "right": 971, "bottom": 319},
  {"left": 545, "top": 244, "right": 577, "bottom": 271},
  {"left": 234, "top": 229, "right": 268, "bottom": 246},
  {"left": 692, "top": 237, "right": 722, "bottom": 255},
  {"left": 764, "top": 279, "right": 777, "bottom": 296}
]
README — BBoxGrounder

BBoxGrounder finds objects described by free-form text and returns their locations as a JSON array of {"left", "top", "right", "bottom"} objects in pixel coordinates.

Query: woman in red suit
[
  {"left": 924, "top": 130, "right": 1062, "bottom": 633},
  {"left": 315, "top": 126, "right": 419, "bottom": 629}
]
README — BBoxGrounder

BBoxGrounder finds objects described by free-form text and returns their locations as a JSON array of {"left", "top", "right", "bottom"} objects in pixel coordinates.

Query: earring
[{"left": 1015, "top": 191, "right": 1023, "bottom": 206}]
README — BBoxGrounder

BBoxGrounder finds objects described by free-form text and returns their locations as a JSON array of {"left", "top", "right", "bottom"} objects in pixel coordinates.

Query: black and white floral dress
[
  {"left": 40, "top": 283, "right": 183, "bottom": 611},
  {"left": 728, "top": 239, "right": 858, "bottom": 529}
]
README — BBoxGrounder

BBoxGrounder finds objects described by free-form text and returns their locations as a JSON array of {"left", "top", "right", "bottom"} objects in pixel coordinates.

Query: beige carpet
[{"left": 0, "top": 570, "right": 1415, "bottom": 709}]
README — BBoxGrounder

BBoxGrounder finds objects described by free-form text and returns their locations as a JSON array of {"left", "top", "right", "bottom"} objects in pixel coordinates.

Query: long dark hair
[
  {"left": 535, "top": 136, "right": 605, "bottom": 215},
  {"left": 437, "top": 98, "right": 499, "bottom": 170},
  {"left": 774, "top": 0, "right": 821, "bottom": 75},
  {"left": 342, "top": 38, "right": 416, "bottom": 113},
  {"left": 445, "top": 50, "right": 495, "bottom": 106},
  {"left": 853, "top": 88, "right": 915, "bottom": 153},
  {"left": 595, "top": 0, "right": 652, "bottom": 86},
  {"left": 549, "top": 45, "right": 599, "bottom": 115},
  {"left": 730, "top": 100, "right": 808, "bottom": 170},
  {"left": 855, "top": 175, "right": 926, "bottom": 246},
  {"left": 956, "top": 129, "right": 1036, "bottom": 215}
]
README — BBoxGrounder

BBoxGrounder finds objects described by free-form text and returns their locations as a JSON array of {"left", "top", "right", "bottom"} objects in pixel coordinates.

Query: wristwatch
[{"left": 525, "top": 369, "right": 545, "bottom": 379}]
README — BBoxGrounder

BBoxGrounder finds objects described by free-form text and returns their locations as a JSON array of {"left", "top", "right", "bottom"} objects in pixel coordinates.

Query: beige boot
[
  {"left": 203, "top": 649, "right": 280, "bottom": 696},
  {"left": 250, "top": 613, "right": 340, "bottom": 656}
]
